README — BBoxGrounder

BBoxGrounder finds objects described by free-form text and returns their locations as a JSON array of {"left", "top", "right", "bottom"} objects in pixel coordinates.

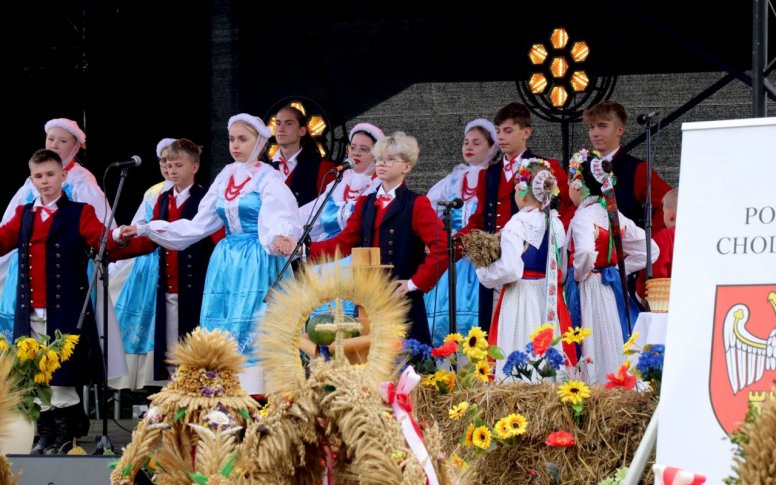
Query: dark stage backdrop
[{"left": 8, "top": 1, "right": 763, "bottom": 224}]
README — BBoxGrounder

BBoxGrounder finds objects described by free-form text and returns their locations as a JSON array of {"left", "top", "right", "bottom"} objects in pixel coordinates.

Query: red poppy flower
[
  {"left": 605, "top": 362, "right": 637, "bottom": 390},
  {"left": 545, "top": 431, "right": 576, "bottom": 447},
  {"left": 431, "top": 340, "right": 458, "bottom": 358},
  {"left": 532, "top": 328, "right": 553, "bottom": 356}
]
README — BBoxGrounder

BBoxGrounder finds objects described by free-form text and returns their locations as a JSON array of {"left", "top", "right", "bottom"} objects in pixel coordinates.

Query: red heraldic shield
[{"left": 710, "top": 284, "right": 776, "bottom": 435}]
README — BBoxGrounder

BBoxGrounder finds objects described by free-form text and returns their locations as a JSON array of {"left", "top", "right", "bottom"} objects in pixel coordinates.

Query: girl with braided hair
[
  {"left": 475, "top": 158, "right": 570, "bottom": 379},
  {"left": 564, "top": 149, "right": 658, "bottom": 384}
]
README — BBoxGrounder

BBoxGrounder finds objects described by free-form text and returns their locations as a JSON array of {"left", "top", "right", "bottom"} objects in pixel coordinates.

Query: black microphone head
[
  {"left": 130, "top": 155, "right": 142, "bottom": 167},
  {"left": 636, "top": 111, "right": 660, "bottom": 125},
  {"left": 341, "top": 159, "right": 354, "bottom": 170},
  {"left": 451, "top": 197, "right": 463, "bottom": 209}
]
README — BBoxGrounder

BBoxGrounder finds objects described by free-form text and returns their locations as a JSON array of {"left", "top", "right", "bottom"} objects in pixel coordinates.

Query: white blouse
[
  {"left": 567, "top": 196, "right": 659, "bottom": 281},
  {"left": 425, "top": 163, "right": 487, "bottom": 224},
  {"left": 476, "top": 207, "right": 566, "bottom": 289},
  {"left": 137, "top": 162, "right": 302, "bottom": 256}
]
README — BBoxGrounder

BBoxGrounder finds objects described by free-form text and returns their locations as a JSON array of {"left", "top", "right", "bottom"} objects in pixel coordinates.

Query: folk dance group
[{"left": 0, "top": 100, "right": 674, "bottom": 454}]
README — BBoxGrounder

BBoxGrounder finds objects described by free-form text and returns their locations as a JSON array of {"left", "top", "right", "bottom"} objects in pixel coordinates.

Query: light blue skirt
[
  {"left": 424, "top": 257, "right": 479, "bottom": 346},
  {"left": 200, "top": 234, "right": 284, "bottom": 365},
  {"left": 0, "top": 252, "right": 19, "bottom": 341},
  {"left": 115, "top": 250, "right": 159, "bottom": 354}
]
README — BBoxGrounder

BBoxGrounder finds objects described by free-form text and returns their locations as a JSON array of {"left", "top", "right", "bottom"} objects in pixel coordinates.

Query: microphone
[
  {"left": 636, "top": 111, "right": 660, "bottom": 125},
  {"left": 328, "top": 159, "right": 354, "bottom": 173},
  {"left": 438, "top": 198, "right": 463, "bottom": 209},
  {"left": 110, "top": 155, "right": 142, "bottom": 168}
]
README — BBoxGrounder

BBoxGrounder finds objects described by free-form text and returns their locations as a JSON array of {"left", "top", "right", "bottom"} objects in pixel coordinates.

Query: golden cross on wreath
[{"left": 314, "top": 298, "right": 363, "bottom": 362}]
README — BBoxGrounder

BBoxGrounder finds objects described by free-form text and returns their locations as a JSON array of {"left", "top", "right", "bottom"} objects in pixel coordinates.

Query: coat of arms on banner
[{"left": 710, "top": 284, "right": 776, "bottom": 435}]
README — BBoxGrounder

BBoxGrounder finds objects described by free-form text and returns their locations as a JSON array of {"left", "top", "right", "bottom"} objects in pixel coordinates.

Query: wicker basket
[{"left": 646, "top": 277, "right": 671, "bottom": 313}]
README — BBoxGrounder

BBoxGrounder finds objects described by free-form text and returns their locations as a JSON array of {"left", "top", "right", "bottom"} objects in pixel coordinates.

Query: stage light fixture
[
  {"left": 571, "top": 41, "right": 589, "bottom": 62},
  {"left": 550, "top": 57, "right": 569, "bottom": 78},
  {"left": 529, "top": 73, "right": 548, "bottom": 94},
  {"left": 529, "top": 44, "right": 548, "bottom": 65},
  {"left": 550, "top": 87, "right": 568, "bottom": 108},
  {"left": 550, "top": 28, "right": 568, "bottom": 49}
]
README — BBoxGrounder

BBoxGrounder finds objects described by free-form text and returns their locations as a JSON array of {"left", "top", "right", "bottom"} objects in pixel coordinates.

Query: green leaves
[{"left": 174, "top": 407, "right": 187, "bottom": 422}]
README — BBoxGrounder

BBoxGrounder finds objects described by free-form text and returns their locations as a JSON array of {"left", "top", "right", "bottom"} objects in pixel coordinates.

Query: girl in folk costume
[
  {"left": 299, "top": 123, "right": 383, "bottom": 242},
  {"left": 564, "top": 149, "right": 658, "bottom": 384},
  {"left": 475, "top": 159, "right": 569, "bottom": 379},
  {"left": 0, "top": 118, "right": 116, "bottom": 340},
  {"left": 128, "top": 114, "right": 301, "bottom": 395},
  {"left": 425, "top": 119, "right": 499, "bottom": 345},
  {"left": 113, "top": 138, "right": 175, "bottom": 389}
]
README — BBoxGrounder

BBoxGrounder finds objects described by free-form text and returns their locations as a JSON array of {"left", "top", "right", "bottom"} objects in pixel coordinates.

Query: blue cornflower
[
  {"left": 545, "top": 347, "right": 564, "bottom": 369},
  {"left": 504, "top": 350, "right": 529, "bottom": 376}
]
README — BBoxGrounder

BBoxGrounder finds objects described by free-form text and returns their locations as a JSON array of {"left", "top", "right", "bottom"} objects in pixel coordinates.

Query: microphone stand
[
  {"left": 77, "top": 165, "right": 131, "bottom": 454},
  {"left": 265, "top": 168, "right": 347, "bottom": 302},
  {"left": 441, "top": 206, "right": 457, "bottom": 336},
  {"left": 643, "top": 117, "right": 656, "bottom": 312}
]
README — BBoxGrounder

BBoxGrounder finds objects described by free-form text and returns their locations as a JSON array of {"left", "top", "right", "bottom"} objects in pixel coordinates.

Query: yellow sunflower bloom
[
  {"left": 462, "top": 327, "right": 488, "bottom": 360},
  {"left": 558, "top": 380, "right": 591, "bottom": 405},
  {"left": 449, "top": 454, "right": 468, "bottom": 471},
  {"left": 464, "top": 423, "right": 475, "bottom": 447},
  {"left": 39, "top": 349, "right": 61, "bottom": 373},
  {"left": 434, "top": 370, "right": 456, "bottom": 391},
  {"left": 475, "top": 360, "right": 491, "bottom": 383},
  {"left": 506, "top": 413, "right": 528, "bottom": 436},
  {"left": 529, "top": 323, "right": 555, "bottom": 341},
  {"left": 448, "top": 401, "right": 469, "bottom": 420},
  {"left": 494, "top": 417, "right": 512, "bottom": 440},
  {"left": 444, "top": 333, "right": 463, "bottom": 344},
  {"left": 60, "top": 334, "right": 80, "bottom": 362},
  {"left": 562, "top": 327, "right": 592, "bottom": 345},
  {"left": 623, "top": 331, "right": 641, "bottom": 355},
  {"left": 421, "top": 374, "right": 438, "bottom": 388},
  {"left": 472, "top": 425, "right": 492, "bottom": 450},
  {"left": 0, "top": 337, "right": 9, "bottom": 352},
  {"left": 16, "top": 338, "right": 40, "bottom": 362},
  {"left": 34, "top": 371, "right": 53, "bottom": 385}
]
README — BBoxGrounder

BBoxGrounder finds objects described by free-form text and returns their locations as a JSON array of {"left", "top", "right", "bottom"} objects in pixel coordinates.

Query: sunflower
[
  {"left": 475, "top": 360, "right": 491, "bottom": 383},
  {"left": 464, "top": 423, "right": 475, "bottom": 447},
  {"left": 434, "top": 370, "right": 456, "bottom": 391},
  {"left": 444, "top": 333, "right": 463, "bottom": 344},
  {"left": 16, "top": 338, "right": 39, "bottom": 362},
  {"left": 449, "top": 454, "right": 468, "bottom": 472},
  {"left": 562, "top": 327, "right": 592, "bottom": 345},
  {"left": 0, "top": 336, "right": 9, "bottom": 352},
  {"left": 558, "top": 380, "right": 591, "bottom": 405},
  {"left": 494, "top": 417, "right": 512, "bottom": 440},
  {"left": 34, "top": 371, "right": 53, "bottom": 385},
  {"left": 506, "top": 413, "right": 528, "bottom": 436},
  {"left": 463, "top": 327, "right": 488, "bottom": 360},
  {"left": 472, "top": 425, "right": 492, "bottom": 450},
  {"left": 623, "top": 331, "right": 641, "bottom": 355},
  {"left": 60, "top": 334, "right": 79, "bottom": 362},
  {"left": 448, "top": 401, "right": 470, "bottom": 420},
  {"left": 39, "top": 348, "right": 61, "bottom": 374}
]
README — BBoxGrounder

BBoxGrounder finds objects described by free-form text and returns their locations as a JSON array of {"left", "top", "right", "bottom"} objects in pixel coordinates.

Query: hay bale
[{"left": 415, "top": 382, "right": 657, "bottom": 484}]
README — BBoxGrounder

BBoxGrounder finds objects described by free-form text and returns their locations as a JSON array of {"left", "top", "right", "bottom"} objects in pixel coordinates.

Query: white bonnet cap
[
  {"left": 156, "top": 138, "right": 177, "bottom": 158},
  {"left": 228, "top": 113, "right": 272, "bottom": 139},
  {"left": 44, "top": 118, "right": 86, "bottom": 146},
  {"left": 464, "top": 118, "right": 497, "bottom": 144},
  {"left": 464, "top": 118, "right": 499, "bottom": 161},
  {"left": 349, "top": 123, "right": 384, "bottom": 143}
]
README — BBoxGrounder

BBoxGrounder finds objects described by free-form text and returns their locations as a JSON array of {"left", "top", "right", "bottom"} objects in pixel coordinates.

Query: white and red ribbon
[
  {"left": 652, "top": 465, "right": 706, "bottom": 485},
  {"left": 380, "top": 366, "right": 439, "bottom": 485}
]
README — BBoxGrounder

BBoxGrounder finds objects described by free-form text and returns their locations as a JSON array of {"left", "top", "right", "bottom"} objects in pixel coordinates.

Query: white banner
[{"left": 656, "top": 117, "right": 776, "bottom": 483}]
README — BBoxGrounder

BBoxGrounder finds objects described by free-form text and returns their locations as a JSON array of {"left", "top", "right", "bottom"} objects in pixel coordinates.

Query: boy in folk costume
[
  {"left": 268, "top": 104, "right": 336, "bottom": 206},
  {"left": 475, "top": 159, "right": 571, "bottom": 378},
  {"left": 456, "top": 103, "right": 573, "bottom": 331},
  {"left": 308, "top": 132, "right": 448, "bottom": 344},
  {"left": 131, "top": 139, "right": 220, "bottom": 381},
  {"left": 583, "top": 101, "right": 672, "bottom": 231},
  {"left": 564, "top": 149, "right": 659, "bottom": 384},
  {"left": 114, "top": 137, "right": 176, "bottom": 389},
  {"left": 0, "top": 149, "right": 145, "bottom": 453}
]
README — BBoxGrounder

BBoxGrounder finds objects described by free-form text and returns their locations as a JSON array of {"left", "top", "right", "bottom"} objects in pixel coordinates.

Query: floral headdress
[
  {"left": 568, "top": 148, "right": 616, "bottom": 196},
  {"left": 515, "top": 157, "right": 559, "bottom": 208}
]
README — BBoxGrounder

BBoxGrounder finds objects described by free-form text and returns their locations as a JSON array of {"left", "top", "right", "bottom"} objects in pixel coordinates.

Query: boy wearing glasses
[{"left": 308, "top": 132, "right": 447, "bottom": 344}]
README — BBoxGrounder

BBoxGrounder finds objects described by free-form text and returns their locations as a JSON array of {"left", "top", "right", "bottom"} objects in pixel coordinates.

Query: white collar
[
  {"left": 273, "top": 147, "right": 302, "bottom": 163},
  {"left": 173, "top": 183, "right": 193, "bottom": 198},
  {"left": 601, "top": 146, "right": 621, "bottom": 161},
  {"left": 33, "top": 195, "right": 61, "bottom": 210},
  {"left": 377, "top": 184, "right": 399, "bottom": 198}
]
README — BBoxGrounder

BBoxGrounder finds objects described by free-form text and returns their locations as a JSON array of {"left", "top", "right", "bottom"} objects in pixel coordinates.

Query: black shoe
[
  {"left": 44, "top": 406, "right": 76, "bottom": 455},
  {"left": 30, "top": 410, "right": 56, "bottom": 454}
]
